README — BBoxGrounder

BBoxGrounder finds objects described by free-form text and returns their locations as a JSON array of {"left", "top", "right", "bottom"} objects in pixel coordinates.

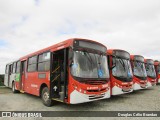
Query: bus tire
[
  {"left": 12, "top": 82, "right": 18, "bottom": 93},
  {"left": 41, "top": 87, "right": 53, "bottom": 107}
]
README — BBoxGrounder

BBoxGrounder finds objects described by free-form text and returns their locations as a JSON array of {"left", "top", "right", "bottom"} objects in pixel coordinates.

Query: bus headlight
[
  {"left": 72, "top": 84, "right": 78, "bottom": 89},
  {"left": 79, "top": 89, "right": 82, "bottom": 92}
]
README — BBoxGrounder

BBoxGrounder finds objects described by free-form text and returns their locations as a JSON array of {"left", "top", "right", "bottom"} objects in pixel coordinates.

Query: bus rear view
[
  {"left": 145, "top": 59, "right": 156, "bottom": 87},
  {"left": 107, "top": 49, "right": 133, "bottom": 95},
  {"left": 130, "top": 55, "right": 147, "bottom": 90}
]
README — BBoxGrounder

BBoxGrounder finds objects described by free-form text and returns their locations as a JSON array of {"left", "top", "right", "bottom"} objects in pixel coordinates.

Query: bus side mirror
[
  {"left": 110, "top": 56, "right": 116, "bottom": 70},
  {"left": 69, "top": 48, "right": 73, "bottom": 60},
  {"left": 69, "top": 60, "right": 73, "bottom": 67},
  {"left": 110, "top": 64, "right": 116, "bottom": 70}
]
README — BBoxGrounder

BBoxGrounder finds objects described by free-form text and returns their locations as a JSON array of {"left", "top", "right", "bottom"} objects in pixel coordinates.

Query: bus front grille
[
  {"left": 85, "top": 81, "right": 107, "bottom": 85},
  {"left": 87, "top": 88, "right": 106, "bottom": 92},
  {"left": 88, "top": 93, "right": 105, "bottom": 100}
]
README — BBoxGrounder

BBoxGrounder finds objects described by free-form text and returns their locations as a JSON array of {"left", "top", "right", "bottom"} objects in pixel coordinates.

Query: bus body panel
[
  {"left": 4, "top": 65, "right": 9, "bottom": 87},
  {"left": 4, "top": 73, "right": 17, "bottom": 89},
  {"left": 130, "top": 55, "right": 147, "bottom": 90},
  {"left": 154, "top": 61, "right": 160, "bottom": 84},
  {"left": 4, "top": 64, "right": 17, "bottom": 89},
  {"left": 145, "top": 59, "right": 157, "bottom": 87},
  {"left": 10, "top": 73, "right": 17, "bottom": 88},
  {"left": 132, "top": 76, "right": 147, "bottom": 90},
  {"left": 110, "top": 77, "right": 133, "bottom": 95},
  {"left": 107, "top": 49, "right": 133, "bottom": 96},
  {"left": 112, "top": 85, "right": 133, "bottom": 95},
  {"left": 147, "top": 77, "right": 156, "bottom": 87},
  {"left": 156, "top": 73, "right": 160, "bottom": 83},
  {"left": 5, "top": 38, "right": 110, "bottom": 105},
  {"left": 67, "top": 72, "right": 111, "bottom": 104},
  {"left": 70, "top": 89, "right": 110, "bottom": 104},
  {"left": 22, "top": 72, "right": 50, "bottom": 96},
  {"left": 9, "top": 74, "right": 14, "bottom": 88},
  {"left": 158, "top": 77, "right": 160, "bottom": 83},
  {"left": 158, "top": 74, "right": 160, "bottom": 83},
  {"left": 4, "top": 74, "right": 9, "bottom": 87}
]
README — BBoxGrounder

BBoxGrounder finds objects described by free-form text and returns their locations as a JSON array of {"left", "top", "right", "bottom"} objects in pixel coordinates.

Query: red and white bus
[
  {"left": 4, "top": 38, "right": 110, "bottom": 106},
  {"left": 144, "top": 59, "right": 156, "bottom": 87},
  {"left": 154, "top": 61, "right": 160, "bottom": 84},
  {"left": 107, "top": 49, "right": 133, "bottom": 95},
  {"left": 130, "top": 55, "right": 147, "bottom": 90}
]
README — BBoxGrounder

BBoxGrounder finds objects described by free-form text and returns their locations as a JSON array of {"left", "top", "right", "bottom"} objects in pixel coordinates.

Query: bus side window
[
  {"left": 38, "top": 52, "right": 50, "bottom": 72},
  {"left": 16, "top": 61, "right": 21, "bottom": 73},
  {"left": 10, "top": 64, "right": 13, "bottom": 75},
  {"left": 28, "top": 56, "right": 37, "bottom": 72},
  {"left": 5, "top": 65, "right": 9, "bottom": 74},
  {"left": 12, "top": 62, "right": 17, "bottom": 74}
]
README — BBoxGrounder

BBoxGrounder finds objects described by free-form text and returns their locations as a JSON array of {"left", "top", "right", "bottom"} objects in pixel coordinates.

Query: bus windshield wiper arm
[
  {"left": 83, "top": 50, "right": 94, "bottom": 71},
  {"left": 119, "top": 58, "right": 126, "bottom": 70}
]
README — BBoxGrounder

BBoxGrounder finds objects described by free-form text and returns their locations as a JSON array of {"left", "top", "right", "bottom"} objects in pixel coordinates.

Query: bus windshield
[
  {"left": 112, "top": 57, "right": 133, "bottom": 81},
  {"left": 146, "top": 64, "right": 156, "bottom": 78},
  {"left": 71, "top": 50, "right": 110, "bottom": 79},
  {"left": 133, "top": 61, "right": 147, "bottom": 78}
]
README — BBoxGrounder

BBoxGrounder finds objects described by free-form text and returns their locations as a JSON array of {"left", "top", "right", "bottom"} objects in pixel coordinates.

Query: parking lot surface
[{"left": 0, "top": 86, "right": 160, "bottom": 120}]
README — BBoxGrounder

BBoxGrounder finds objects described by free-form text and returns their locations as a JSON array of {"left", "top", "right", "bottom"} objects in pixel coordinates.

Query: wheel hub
[{"left": 43, "top": 92, "right": 49, "bottom": 102}]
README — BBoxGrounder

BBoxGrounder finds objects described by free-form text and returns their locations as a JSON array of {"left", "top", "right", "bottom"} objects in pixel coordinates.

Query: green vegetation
[{"left": 0, "top": 74, "right": 4, "bottom": 86}]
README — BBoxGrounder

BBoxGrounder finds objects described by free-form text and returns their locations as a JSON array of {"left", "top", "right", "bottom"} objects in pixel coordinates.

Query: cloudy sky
[{"left": 0, "top": 0, "right": 160, "bottom": 74}]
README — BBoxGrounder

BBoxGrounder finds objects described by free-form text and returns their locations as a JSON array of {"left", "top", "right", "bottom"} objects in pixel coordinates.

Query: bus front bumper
[{"left": 69, "top": 89, "right": 110, "bottom": 104}]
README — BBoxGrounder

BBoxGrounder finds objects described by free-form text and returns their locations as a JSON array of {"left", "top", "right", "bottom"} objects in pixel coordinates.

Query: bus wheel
[
  {"left": 12, "top": 82, "right": 18, "bottom": 93},
  {"left": 41, "top": 87, "right": 53, "bottom": 107}
]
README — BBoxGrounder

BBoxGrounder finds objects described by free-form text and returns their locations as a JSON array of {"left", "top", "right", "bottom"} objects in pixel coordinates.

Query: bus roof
[
  {"left": 19, "top": 38, "right": 107, "bottom": 60},
  {"left": 107, "top": 49, "right": 130, "bottom": 55},
  {"left": 154, "top": 61, "right": 160, "bottom": 66},
  {"left": 130, "top": 55, "right": 144, "bottom": 61},
  {"left": 144, "top": 59, "right": 154, "bottom": 64}
]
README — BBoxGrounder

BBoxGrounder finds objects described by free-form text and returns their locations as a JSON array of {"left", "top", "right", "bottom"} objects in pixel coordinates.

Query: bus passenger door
[
  {"left": 8, "top": 64, "right": 13, "bottom": 88},
  {"left": 5, "top": 65, "right": 12, "bottom": 87},
  {"left": 50, "top": 48, "right": 68, "bottom": 102},
  {"left": 21, "top": 61, "right": 26, "bottom": 91}
]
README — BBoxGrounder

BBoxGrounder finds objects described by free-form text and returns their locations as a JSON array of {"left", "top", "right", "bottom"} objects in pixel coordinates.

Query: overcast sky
[{"left": 0, "top": 0, "right": 160, "bottom": 74}]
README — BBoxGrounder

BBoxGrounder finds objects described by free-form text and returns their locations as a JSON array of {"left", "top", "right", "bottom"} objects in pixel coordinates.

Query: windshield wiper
[
  {"left": 135, "top": 62, "right": 144, "bottom": 76},
  {"left": 119, "top": 58, "right": 132, "bottom": 78},
  {"left": 97, "top": 54, "right": 104, "bottom": 78},
  {"left": 126, "top": 60, "right": 133, "bottom": 78},
  {"left": 118, "top": 58, "right": 126, "bottom": 71},
  {"left": 83, "top": 50, "right": 94, "bottom": 71},
  {"left": 139, "top": 62, "right": 147, "bottom": 77},
  {"left": 97, "top": 54, "right": 103, "bottom": 67}
]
